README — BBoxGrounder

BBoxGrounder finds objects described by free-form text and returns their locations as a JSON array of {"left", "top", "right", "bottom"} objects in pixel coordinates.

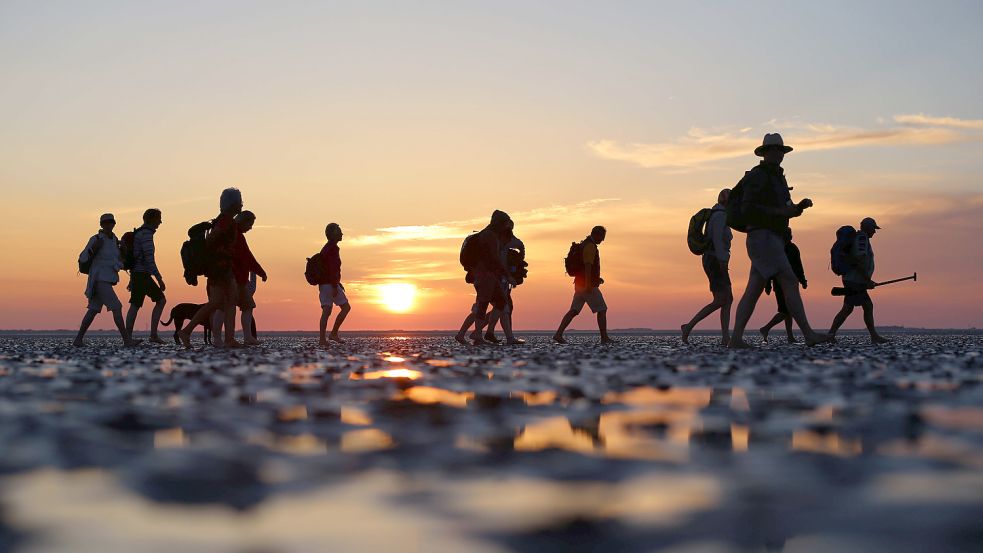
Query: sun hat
[
  {"left": 754, "top": 133, "right": 794, "bottom": 157},
  {"left": 860, "top": 217, "right": 881, "bottom": 230}
]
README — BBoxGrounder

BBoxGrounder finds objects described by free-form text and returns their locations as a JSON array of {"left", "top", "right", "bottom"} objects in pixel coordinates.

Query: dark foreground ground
[{"left": 0, "top": 334, "right": 980, "bottom": 553}]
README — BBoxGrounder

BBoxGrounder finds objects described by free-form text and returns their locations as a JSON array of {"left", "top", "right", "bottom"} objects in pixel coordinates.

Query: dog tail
[{"left": 160, "top": 313, "right": 174, "bottom": 326}]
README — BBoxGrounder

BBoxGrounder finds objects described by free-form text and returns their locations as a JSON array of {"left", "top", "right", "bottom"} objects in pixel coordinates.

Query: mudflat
[{"left": 0, "top": 334, "right": 980, "bottom": 552}]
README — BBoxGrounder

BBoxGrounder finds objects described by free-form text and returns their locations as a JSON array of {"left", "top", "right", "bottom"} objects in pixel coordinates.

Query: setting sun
[{"left": 377, "top": 283, "right": 417, "bottom": 313}]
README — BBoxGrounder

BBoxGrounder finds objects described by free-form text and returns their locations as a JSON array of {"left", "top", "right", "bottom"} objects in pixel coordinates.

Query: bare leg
[
  {"left": 719, "top": 294, "right": 732, "bottom": 346},
  {"left": 683, "top": 289, "right": 732, "bottom": 345},
  {"left": 241, "top": 308, "right": 257, "bottom": 344},
  {"left": 177, "top": 302, "right": 219, "bottom": 348},
  {"left": 682, "top": 302, "right": 721, "bottom": 344},
  {"left": 862, "top": 301, "right": 888, "bottom": 343},
  {"left": 456, "top": 312, "right": 476, "bottom": 344},
  {"left": 784, "top": 315, "right": 797, "bottom": 343},
  {"left": 829, "top": 304, "right": 854, "bottom": 336},
  {"left": 598, "top": 310, "right": 614, "bottom": 344},
  {"left": 149, "top": 298, "right": 166, "bottom": 342},
  {"left": 73, "top": 308, "right": 99, "bottom": 346},
  {"left": 223, "top": 306, "right": 237, "bottom": 346},
  {"left": 125, "top": 304, "right": 140, "bottom": 340},
  {"left": 330, "top": 303, "right": 351, "bottom": 341},
  {"left": 553, "top": 309, "right": 578, "bottom": 343},
  {"left": 500, "top": 310, "right": 520, "bottom": 344},
  {"left": 112, "top": 307, "right": 138, "bottom": 346},
  {"left": 775, "top": 272, "right": 831, "bottom": 347},
  {"left": 759, "top": 312, "right": 785, "bottom": 342},
  {"left": 484, "top": 310, "right": 502, "bottom": 342},
  {"left": 212, "top": 311, "right": 224, "bottom": 347},
  {"left": 319, "top": 306, "right": 332, "bottom": 345},
  {"left": 730, "top": 270, "right": 767, "bottom": 348}
]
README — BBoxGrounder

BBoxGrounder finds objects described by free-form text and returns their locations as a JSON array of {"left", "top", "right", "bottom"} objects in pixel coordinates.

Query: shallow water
[{"left": 1, "top": 334, "right": 981, "bottom": 552}]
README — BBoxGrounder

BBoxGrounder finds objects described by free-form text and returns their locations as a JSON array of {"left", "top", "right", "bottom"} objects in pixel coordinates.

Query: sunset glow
[{"left": 377, "top": 283, "right": 417, "bottom": 314}]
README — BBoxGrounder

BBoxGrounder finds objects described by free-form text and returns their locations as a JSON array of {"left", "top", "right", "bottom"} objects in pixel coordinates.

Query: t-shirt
[
  {"left": 575, "top": 238, "right": 601, "bottom": 287},
  {"left": 320, "top": 241, "right": 341, "bottom": 285}
]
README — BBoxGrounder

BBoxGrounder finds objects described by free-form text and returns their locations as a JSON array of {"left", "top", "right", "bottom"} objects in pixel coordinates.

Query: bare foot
[
  {"left": 124, "top": 338, "right": 142, "bottom": 347},
  {"left": 720, "top": 337, "right": 729, "bottom": 347},
  {"left": 871, "top": 335, "right": 890, "bottom": 344},
  {"left": 472, "top": 336, "right": 487, "bottom": 346},
  {"left": 805, "top": 333, "right": 835, "bottom": 347},
  {"left": 759, "top": 327, "right": 769, "bottom": 342},
  {"left": 728, "top": 338, "right": 754, "bottom": 350},
  {"left": 329, "top": 334, "right": 344, "bottom": 343},
  {"left": 223, "top": 339, "right": 243, "bottom": 348},
  {"left": 506, "top": 338, "right": 526, "bottom": 345},
  {"left": 318, "top": 339, "right": 330, "bottom": 347},
  {"left": 552, "top": 334, "right": 567, "bottom": 344},
  {"left": 72, "top": 338, "right": 84, "bottom": 347},
  {"left": 680, "top": 324, "right": 691, "bottom": 345},
  {"left": 454, "top": 334, "right": 469, "bottom": 345},
  {"left": 787, "top": 336, "right": 799, "bottom": 344},
  {"left": 243, "top": 338, "right": 260, "bottom": 346},
  {"left": 148, "top": 335, "right": 165, "bottom": 344},
  {"left": 484, "top": 333, "right": 502, "bottom": 344},
  {"left": 177, "top": 329, "right": 192, "bottom": 348},
  {"left": 601, "top": 337, "right": 617, "bottom": 345}
]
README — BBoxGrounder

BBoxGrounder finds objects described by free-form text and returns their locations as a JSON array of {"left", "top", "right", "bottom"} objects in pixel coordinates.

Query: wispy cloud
[{"left": 589, "top": 114, "right": 983, "bottom": 169}]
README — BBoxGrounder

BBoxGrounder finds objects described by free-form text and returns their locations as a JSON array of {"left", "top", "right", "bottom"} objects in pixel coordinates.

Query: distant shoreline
[{"left": 1, "top": 328, "right": 979, "bottom": 337}]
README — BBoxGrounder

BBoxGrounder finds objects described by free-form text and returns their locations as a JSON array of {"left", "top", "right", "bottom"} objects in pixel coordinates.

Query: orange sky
[{"left": 1, "top": 3, "right": 981, "bottom": 331}]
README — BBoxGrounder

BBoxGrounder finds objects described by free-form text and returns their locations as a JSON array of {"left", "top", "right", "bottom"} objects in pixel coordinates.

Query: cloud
[{"left": 589, "top": 114, "right": 983, "bottom": 169}]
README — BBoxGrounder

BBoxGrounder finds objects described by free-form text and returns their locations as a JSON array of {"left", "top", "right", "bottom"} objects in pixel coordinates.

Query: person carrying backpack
[
  {"left": 124, "top": 208, "right": 167, "bottom": 344},
  {"left": 456, "top": 219, "right": 525, "bottom": 345},
  {"left": 455, "top": 210, "right": 516, "bottom": 345},
  {"left": 73, "top": 213, "right": 140, "bottom": 347},
  {"left": 759, "top": 226, "right": 807, "bottom": 343},
  {"left": 681, "top": 188, "right": 733, "bottom": 346},
  {"left": 318, "top": 223, "right": 351, "bottom": 345},
  {"left": 726, "top": 133, "right": 832, "bottom": 349},
  {"left": 553, "top": 225, "right": 614, "bottom": 344},
  {"left": 177, "top": 188, "right": 243, "bottom": 348},
  {"left": 828, "top": 217, "right": 889, "bottom": 344},
  {"left": 213, "top": 211, "right": 268, "bottom": 345}
]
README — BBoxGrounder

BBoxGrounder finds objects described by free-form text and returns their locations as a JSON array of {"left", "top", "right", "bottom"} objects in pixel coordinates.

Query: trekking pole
[{"left": 831, "top": 272, "right": 916, "bottom": 296}]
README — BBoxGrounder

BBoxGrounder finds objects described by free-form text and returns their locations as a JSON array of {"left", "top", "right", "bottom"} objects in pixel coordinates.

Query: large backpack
[
  {"left": 181, "top": 221, "right": 213, "bottom": 286},
  {"left": 725, "top": 173, "right": 750, "bottom": 232},
  {"left": 459, "top": 233, "right": 482, "bottom": 272},
  {"left": 830, "top": 226, "right": 857, "bottom": 276},
  {"left": 507, "top": 248, "right": 529, "bottom": 285},
  {"left": 78, "top": 236, "right": 98, "bottom": 275},
  {"left": 687, "top": 207, "right": 722, "bottom": 255},
  {"left": 305, "top": 252, "right": 328, "bottom": 286},
  {"left": 564, "top": 241, "right": 585, "bottom": 277},
  {"left": 119, "top": 229, "right": 137, "bottom": 271}
]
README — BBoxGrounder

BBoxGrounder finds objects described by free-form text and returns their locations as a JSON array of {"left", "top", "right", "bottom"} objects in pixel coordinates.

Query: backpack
[
  {"left": 564, "top": 241, "right": 585, "bottom": 277},
  {"left": 830, "top": 226, "right": 857, "bottom": 276},
  {"left": 180, "top": 221, "right": 213, "bottom": 286},
  {"left": 119, "top": 229, "right": 137, "bottom": 271},
  {"left": 78, "top": 237, "right": 97, "bottom": 275},
  {"left": 507, "top": 248, "right": 529, "bottom": 285},
  {"left": 459, "top": 233, "right": 482, "bottom": 273},
  {"left": 305, "top": 253, "right": 328, "bottom": 286},
  {"left": 687, "top": 207, "right": 722, "bottom": 255},
  {"left": 725, "top": 173, "right": 750, "bottom": 232}
]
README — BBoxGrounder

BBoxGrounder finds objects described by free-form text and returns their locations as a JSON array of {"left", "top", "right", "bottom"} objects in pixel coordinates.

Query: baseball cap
[
  {"left": 100, "top": 213, "right": 116, "bottom": 223},
  {"left": 860, "top": 217, "right": 881, "bottom": 229}
]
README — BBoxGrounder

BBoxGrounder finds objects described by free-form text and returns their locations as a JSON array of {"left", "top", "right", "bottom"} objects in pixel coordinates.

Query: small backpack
[
  {"left": 830, "top": 226, "right": 857, "bottom": 276},
  {"left": 305, "top": 252, "right": 327, "bottom": 286},
  {"left": 564, "top": 241, "right": 585, "bottom": 277},
  {"left": 78, "top": 237, "right": 97, "bottom": 275},
  {"left": 459, "top": 233, "right": 482, "bottom": 272},
  {"left": 725, "top": 173, "right": 750, "bottom": 232},
  {"left": 180, "top": 221, "right": 213, "bottom": 286},
  {"left": 507, "top": 248, "right": 529, "bottom": 285},
  {"left": 687, "top": 207, "right": 722, "bottom": 255},
  {"left": 119, "top": 229, "right": 137, "bottom": 271}
]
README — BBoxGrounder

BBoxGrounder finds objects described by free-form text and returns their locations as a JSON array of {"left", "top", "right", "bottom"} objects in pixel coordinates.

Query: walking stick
[{"left": 831, "top": 272, "right": 916, "bottom": 296}]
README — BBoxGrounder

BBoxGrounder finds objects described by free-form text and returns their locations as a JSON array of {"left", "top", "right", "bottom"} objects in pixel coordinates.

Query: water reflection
[{"left": 350, "top": 368, "right": 423, "bottom": 380}]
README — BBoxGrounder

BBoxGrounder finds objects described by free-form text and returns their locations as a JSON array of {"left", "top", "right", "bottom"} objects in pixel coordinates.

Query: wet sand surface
[{"left": 0, "top": 334, "right": 981, "bottom": 553}]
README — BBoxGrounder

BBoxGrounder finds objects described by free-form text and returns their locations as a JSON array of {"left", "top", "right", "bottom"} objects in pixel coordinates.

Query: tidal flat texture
[{"left": 0, "top": 334, "right": 981, "bottom": 553}]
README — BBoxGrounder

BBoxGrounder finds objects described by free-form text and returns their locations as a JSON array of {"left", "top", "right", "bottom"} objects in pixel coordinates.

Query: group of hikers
[{"left": 74, "top": 133, "right": 889, "bottom": 349}]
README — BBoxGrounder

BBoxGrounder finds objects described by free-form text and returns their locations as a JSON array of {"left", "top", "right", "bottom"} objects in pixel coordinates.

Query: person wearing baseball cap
[
  {"left": 828, "top": 217, "right": 890, "bottom": 344},
  {"left": 728, "top": 133, "right": 833, "bottom": 349},
  {"left": 73, "top": 213, "right": 141, "bottom": 347}
]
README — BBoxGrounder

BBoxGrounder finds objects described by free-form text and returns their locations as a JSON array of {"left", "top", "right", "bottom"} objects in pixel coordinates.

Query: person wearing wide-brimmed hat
[
  {"left": 828, "top": 217, "right": 889, "bottom": 343},
  {"left": 727, "top": 133, "right": 833, "bottom": 349}
]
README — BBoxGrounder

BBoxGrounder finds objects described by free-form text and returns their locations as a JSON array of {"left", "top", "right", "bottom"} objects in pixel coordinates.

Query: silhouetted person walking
[
  {"left": 74, "top": 213, "right": 140, "bottom": 347},
  {"left": 728, "top": 134, "right": 832, "bottom": 349},
  {"left": 456, "top": 219, "right": 523, "bottom": 345},
  {"left": 177, "top": 188, "right": 242, "bottom": 348},
  {"left": 828, "top": 217, "right": 889, "bottom": 343},
  {"left": 455, "top": 210, "right": 517, "bottom": 345},
  {"left": 682, "top": 189, "right": 733, "bottom": 346},
  {"left": 554, "top": 226, "right": 614, "bottom": 344},
  {"left": 124, "top": 209, "right": 166, "bottom": 343},
  {"left": 318, "top": 223, "right": 351, "bottom": 344},
  {"left": 759, "top": 227, "right": 807, "bottom": 343}
]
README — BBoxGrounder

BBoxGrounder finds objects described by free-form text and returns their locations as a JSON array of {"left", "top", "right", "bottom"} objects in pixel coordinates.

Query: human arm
[{"left": 709, "top": 211, "right": 730, "bottom": 265}]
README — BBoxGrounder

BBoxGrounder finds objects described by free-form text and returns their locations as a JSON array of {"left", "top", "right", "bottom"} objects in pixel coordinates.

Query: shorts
[
  {"left": 747, "top": 229, "right": 794, "bottom": 280},
  {"left": 206, "top": 276, "right": 237, "bottom": 310},
  {"left": 473, "top": 272, "right": 507, "bottom": 312},
  {"left": 571, "top": 287, "right": 607, "bottom": 314},
  {"left": 702, "top": 254, "right": 731, "bottom": 295},
  {"left": 129, "top": 272, "right": 164, "bottom": 307},
  {"left": 843, "top": 281, "right": 872, "bottom": 307},
  {"left": 472, "top": 285, "right": 513, "bottom": 315},
  {"left": 319, "top": 283, "right": 349, "bottom": 308},
  {"left": 88, "top": 281, "right": 122, "bottom": 312},
  {"left": 237, "top": 282, "right": 256, "bottom": 310}
]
